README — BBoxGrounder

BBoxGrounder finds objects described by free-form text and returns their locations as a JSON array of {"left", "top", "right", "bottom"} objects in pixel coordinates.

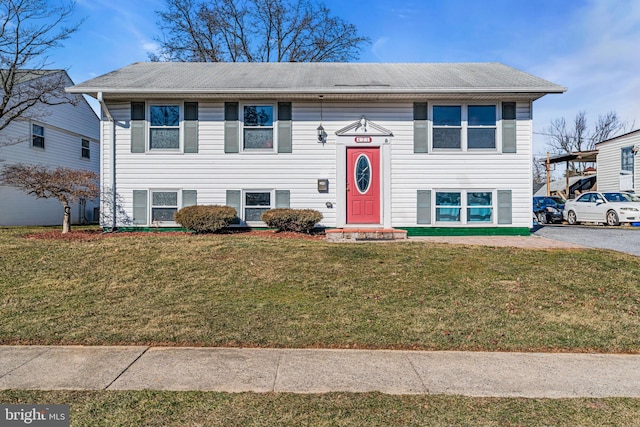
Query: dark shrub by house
[
  {"left": 261, "top": 208, "right": 323, "bottom": 233},
  {"left": 174, "top": 205, "right": 237, "bottom": 233}
]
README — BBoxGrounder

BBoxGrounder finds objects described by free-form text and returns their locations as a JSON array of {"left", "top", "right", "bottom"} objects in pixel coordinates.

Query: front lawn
[
  {"left": 1, "top": 390, "right": 639, "bottom": 426},
  {"left": 1, "top": 227, "right": 639, "bottom": 352}
]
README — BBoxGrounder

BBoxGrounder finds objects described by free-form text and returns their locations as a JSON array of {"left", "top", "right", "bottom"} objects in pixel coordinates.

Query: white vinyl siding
[
  {"left": 102, "top": 100, "right": 533, "bottom": 229},
  {"left": 0, "top": 91, "right": 100, "bottom": 226},
  {"left": 596, "top": 131, "right": 640, "bottom": 192},
  {"left": 390, "top": 102, "right": 532, "bottom": 228}
]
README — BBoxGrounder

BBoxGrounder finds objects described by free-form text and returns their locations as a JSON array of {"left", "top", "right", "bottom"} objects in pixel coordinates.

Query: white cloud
[{"left": 529, "top": 0, "right": 640, "bottom": 153}]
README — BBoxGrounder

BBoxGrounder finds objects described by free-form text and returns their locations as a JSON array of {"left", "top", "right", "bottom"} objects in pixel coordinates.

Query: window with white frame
[
  {"left": 151, "top": 191, "right": 178, "bottom": 223},
  {"left": 467, "top": 105, "right": 496, "bottom": 149},
  {"left": 32, "top": 124, "right": 45, "bottom": 149},
  {"left": 244, "top": 191, "right": 272, "bottom": 221},
  {"left": 149, "top": 105, "right": 180, "bottom": 149},
  {"left": 435, "top": 191, "right": 461, "bottom": 222},
  {"left": 81, "top": 139, "right": 90, "bottom": 159},
  {"left": 467, "top": 192, "right": 493, "bottom": 222},
  {"left": 622, "top": 146, "right": 634, "bottom": 174},
  {"left": 434, "top": 190, "right": 495, "bottom": 224},
  {"left": 432, "top": 104, "right": 497, "bottom": 151},
  {"left": 243, "top": 105, "right": 274, "bottom": 150},
  {"left": 433, "top": 106, "right": 462, "bottom": 149}
]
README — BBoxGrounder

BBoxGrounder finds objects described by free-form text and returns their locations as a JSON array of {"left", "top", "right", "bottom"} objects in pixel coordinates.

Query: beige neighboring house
[
  {"left": 0, "top": 70, "right": 100, "bottom": 226},
  {"left": 595, "top": 129, "right": 640, "bottom": 193}
]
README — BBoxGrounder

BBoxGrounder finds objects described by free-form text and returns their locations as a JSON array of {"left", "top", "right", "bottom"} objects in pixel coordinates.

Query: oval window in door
[{"left": 355, "top": 154, "right": 371, "bottom": 194}]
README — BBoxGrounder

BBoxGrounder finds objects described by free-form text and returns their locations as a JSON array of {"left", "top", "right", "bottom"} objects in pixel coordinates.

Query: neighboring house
[
  {"left": 0, "top": 70, "right": 100, "bottom": 226},
  {"left": 67, "top": 62, "right": 564, "bottom": 236},
  {"left": 595, "top": 129, "right": 640, "bottom": 193}
]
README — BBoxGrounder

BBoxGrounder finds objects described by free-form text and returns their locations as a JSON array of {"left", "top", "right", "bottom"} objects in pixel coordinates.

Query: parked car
[
  {"left": 533, "top": 196, "right": 565, "bottom": 224},
  {"left": 563, "top": 191, "right": 640, "bottom": 226}
]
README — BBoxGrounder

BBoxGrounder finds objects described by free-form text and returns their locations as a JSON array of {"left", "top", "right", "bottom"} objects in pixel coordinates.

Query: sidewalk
[{"left": 2, "top": 346, "right": 640, "bottom": 398}]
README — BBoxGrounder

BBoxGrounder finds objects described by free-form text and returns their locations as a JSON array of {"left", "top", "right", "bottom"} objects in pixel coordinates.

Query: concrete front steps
[{"left": 325, "top": 228, "right": 407, "bottom": 242}]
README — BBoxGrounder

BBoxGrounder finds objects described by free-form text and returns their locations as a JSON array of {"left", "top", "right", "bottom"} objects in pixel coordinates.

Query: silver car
[{"left": 563, "top": 191, "right": 640, "bottom": 226}]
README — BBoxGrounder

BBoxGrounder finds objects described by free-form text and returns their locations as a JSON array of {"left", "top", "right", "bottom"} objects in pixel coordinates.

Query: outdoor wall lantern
[
  {"left": 317, "top": 124, "right": 326, "bottom": 143},
  {"left": 317, "top": 94, "right": 326, "bottom": 143}
]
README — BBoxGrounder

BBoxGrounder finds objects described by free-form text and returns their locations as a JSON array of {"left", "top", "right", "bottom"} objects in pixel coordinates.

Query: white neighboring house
[
  {"left": 595, "top": 129, "right": 640, "bottom": 193},
  {"left": 0, "top": 70, "right": 100, "bottom": 226},
  {"left": 67, "top": 62, "right": 564, "bottom": 236}
]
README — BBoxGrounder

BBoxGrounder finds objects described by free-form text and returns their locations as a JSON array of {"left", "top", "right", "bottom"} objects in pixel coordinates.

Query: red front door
[{"left": 346, "top": 147, "right": 380, "bottom": 224}]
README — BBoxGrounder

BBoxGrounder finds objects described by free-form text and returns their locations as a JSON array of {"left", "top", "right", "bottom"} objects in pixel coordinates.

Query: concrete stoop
[{"left": 325, "top": 228, "right": 407, "bottom": 242}]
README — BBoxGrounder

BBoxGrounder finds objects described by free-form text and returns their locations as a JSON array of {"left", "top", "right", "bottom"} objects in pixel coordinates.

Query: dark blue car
[{"left": 533, "top": 196, "right": 565, "bottom": 224}]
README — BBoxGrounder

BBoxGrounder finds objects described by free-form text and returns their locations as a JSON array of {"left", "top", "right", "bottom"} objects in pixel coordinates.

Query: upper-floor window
[
  {"left": 467, "top": 106, "right": 496, "bottom": 149},
  {"left": 622, "top": 146, "right": 634, "bottom": 173},
  {"left": 243, "top": 105, "right": 274, "bottom": 150},
  {"left": 81, "top": 139, "right": 90, "bottom": 159},
  {"left": 32, "top": 124, "right": 45, "bottom": 149},
  {"left": 149, "top": 105, "right": 180, "bottom": 150},
  {"left": 432, "top": 104, "right": 497, "bottom": 151}
]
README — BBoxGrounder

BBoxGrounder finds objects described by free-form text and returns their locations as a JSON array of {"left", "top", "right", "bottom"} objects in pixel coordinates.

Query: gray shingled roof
[{"left": 67, "top": 62, "right": 566, "bottom": 99}]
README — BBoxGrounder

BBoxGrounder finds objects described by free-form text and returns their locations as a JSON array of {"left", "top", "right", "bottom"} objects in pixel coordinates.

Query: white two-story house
[
  {"left": 67, "top": 62, "right": 564, "bottom": 235},
  {"left": 0, "top": 70, "right": 100, "bottom": 226}
]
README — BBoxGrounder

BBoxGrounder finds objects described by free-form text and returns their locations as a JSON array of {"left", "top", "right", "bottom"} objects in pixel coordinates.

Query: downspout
[{"left": 97, "top": 92, "right": 117, "bottom": 231}]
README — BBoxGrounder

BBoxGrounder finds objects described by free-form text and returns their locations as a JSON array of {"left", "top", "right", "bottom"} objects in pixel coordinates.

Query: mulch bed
[{"left": 23, "top": 229, "right": 326, "bottom": 241}]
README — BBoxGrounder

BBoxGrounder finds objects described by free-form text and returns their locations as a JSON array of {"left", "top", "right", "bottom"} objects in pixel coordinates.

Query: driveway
[{"left": 532, "top": 224, "right": 640, "bottom": 257}]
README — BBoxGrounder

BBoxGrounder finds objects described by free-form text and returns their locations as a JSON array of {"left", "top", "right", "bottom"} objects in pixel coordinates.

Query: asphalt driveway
[{"left": 532, "top": 224, "right": 640, "bottom": 257}]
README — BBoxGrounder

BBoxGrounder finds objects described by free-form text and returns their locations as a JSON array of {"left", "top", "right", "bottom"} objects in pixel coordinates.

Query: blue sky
[{"left": 49, "top": 0, "right": 640, "bottom": 155}]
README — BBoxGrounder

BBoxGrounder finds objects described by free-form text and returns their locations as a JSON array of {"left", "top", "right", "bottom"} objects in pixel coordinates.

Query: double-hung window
[
  {"left": 622, "top": 146, "right": 634, "bottom": 174},
  {"left": 244, "top": 191, "right": 272, "bottom": 222},
  {"left": 149, "top": 105, "right": 180, "bottom": 149},
  {"left": 243, "top": 105, "right": 274, "bottom": 150},
  {"left": 467, "top": 192, "right": 493, "bottom": 222},
  {"left": 151, "top": 191, "right": 178, "bottom": 223},
  {"left": 432, "top": 104, "right": 497, "bottom": 150},
  {"left": 467, "top": 106, "right": 496, "bottom": 149},
  {"left": 81, "top": 139, "right": 90, "bottom": 159},
  {"left": 32, "top": 124, "right": 45, "bottom": 149},
  {"left": 435, "top": 192, "right": 461, "bottom": 222},
  {"left": 434, "top": 190, "right": 494, "bottom": 224},
  {"left": 433, "top": 106, "right": 462, "bottom": 149}
]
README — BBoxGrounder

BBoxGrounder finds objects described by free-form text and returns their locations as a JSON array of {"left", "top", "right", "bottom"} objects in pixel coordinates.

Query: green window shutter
[
  {"left": 502, "top": 102, "right": 517, "bottom": 153},
  {"left": 226, "top": 190, "right": 241, "bottom": 224},
  {"left": 131, "top": 102, "right": 145, "bottom": 153},
  {"left": 497, "top": 190, "right": 512, "bottom": 224},
  {"left": 224, "top": 102, "right": 239, "bottom": 153},
  {"left": 184, "top": 102, "right": 198, "bottom": 153},
  {"left": 414, "top": 102, "right": 429, "bottom": 153},
  {"left": 277, "top": 102, "right": 292, "bottom": 153},
  {"left": 275, "top": 190, "right": 290, "bottom": 208},
  {"left": 182, "top": 190, "right": 197, "bottom": 207},
  {"left": 132, "top": 190, "right": 148, "bottom": 225},
  {"left": 416, "top": 190, "right": 432, "bottom": 224}
]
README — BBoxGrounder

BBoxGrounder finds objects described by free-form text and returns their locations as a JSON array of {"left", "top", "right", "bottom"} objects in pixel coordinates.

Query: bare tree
[
  {"left": 153, "top": 0, "right": 370, "bottom": 62},
  {"left": 0, "top": 164, "right": 99, "bottom": 233},
  {"left": 0, "top": 0, "right": 80, "bottom": 147},
  {"left": 545, "top": 110, "right": 631, "bottom": 174},
  {"left": 532, "top": 156, "right": 546, "bottom": 187}
]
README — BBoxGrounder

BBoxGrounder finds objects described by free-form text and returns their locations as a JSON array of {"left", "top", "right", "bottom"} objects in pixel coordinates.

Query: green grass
[
  {"left": 1, "top": 227, "right": 639, "bottom": 352},
  {"left": 1, "top": 390, "right": 639, "bottom": 426}
]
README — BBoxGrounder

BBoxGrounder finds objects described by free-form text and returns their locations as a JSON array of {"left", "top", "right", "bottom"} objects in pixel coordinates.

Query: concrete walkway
[
  {"left": 407, "top": 235, "right": 586, "bottom": 249},
  {"left": 2, "top": 346, "right": 640, "bottom": 398}
]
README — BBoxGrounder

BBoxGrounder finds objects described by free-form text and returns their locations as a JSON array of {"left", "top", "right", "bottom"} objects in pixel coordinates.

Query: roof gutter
[{"left": 97, "top": 92, "right": 117, "bottom": 232}]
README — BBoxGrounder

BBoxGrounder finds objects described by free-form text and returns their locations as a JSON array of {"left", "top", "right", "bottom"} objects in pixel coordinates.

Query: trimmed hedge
[
  {"left": 261, "top": 208, "right": 323, "bottom": 233},
  {"left": 174, "top": 205, "right": 237, "bottom": 233}
]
